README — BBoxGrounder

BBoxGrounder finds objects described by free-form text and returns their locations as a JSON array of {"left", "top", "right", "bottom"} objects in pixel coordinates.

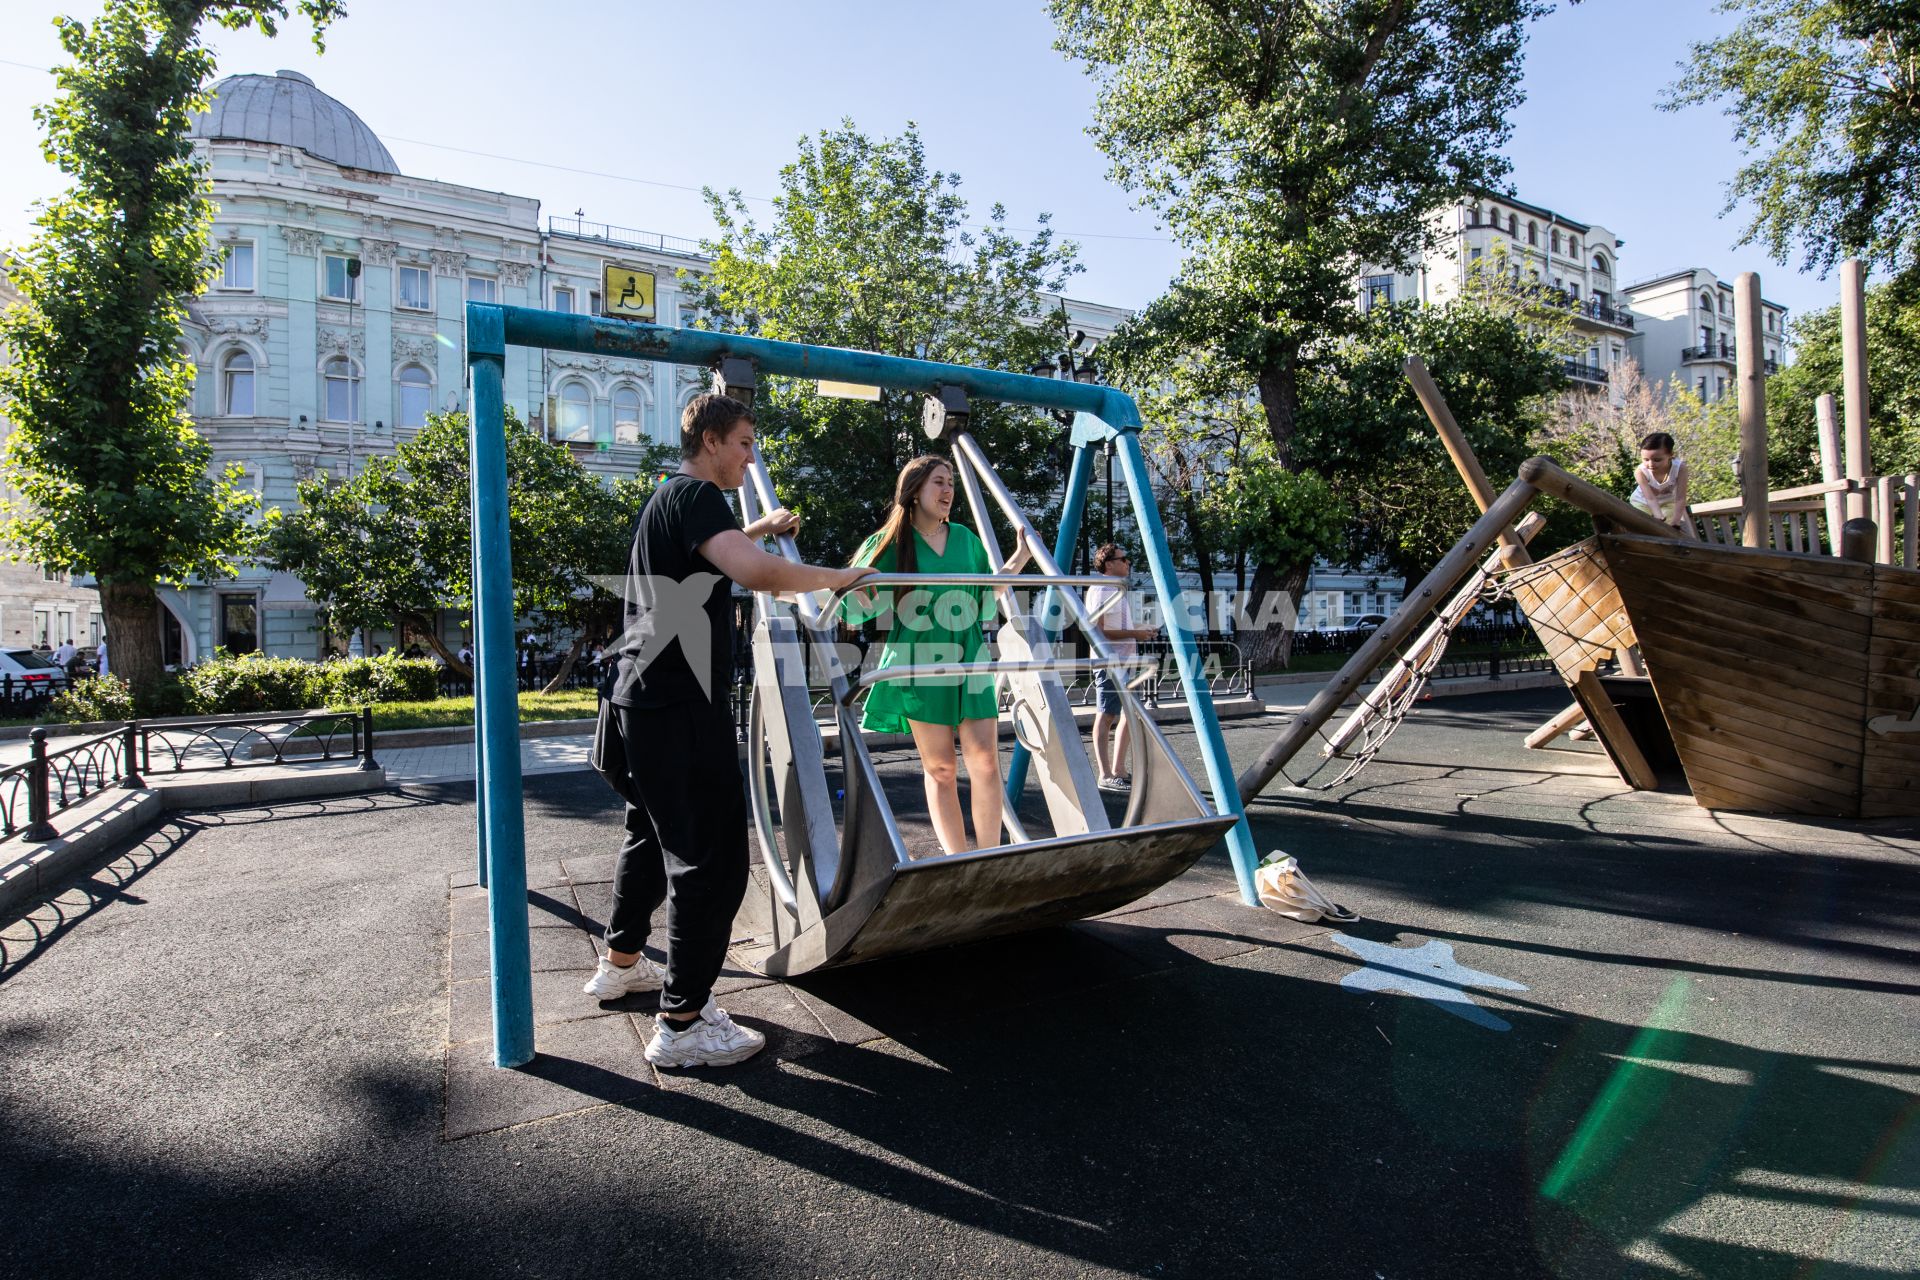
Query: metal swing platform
[{"left": 464, "top": 305, "right": 1261, "bottom": 1065}]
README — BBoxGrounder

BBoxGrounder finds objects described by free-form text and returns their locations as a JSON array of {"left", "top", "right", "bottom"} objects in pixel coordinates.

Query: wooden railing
[{"left": 1687, "top": 475, "right": 1919, "bottom": 567}]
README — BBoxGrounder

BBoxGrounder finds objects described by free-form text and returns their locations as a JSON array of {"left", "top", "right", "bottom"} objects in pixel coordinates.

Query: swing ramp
[
  {"left": 465, "top": 304, "right": 1260, "bottom": 1067},
  {"left": 735, "top": 420, "right": 1237, "bottom": 976}
]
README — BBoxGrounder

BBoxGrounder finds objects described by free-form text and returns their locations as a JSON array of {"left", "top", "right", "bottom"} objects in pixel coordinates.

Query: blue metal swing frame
[{"left": 466, "top": 302, "right": 1258, "bottom": 1068}]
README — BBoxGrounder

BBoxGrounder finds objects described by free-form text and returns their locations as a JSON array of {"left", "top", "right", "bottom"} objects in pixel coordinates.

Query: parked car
[{"left": 0, "top": 647, "right": 72, "bottom": 700}]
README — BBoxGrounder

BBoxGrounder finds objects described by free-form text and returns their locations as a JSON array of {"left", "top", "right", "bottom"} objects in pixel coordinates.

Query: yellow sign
[
  {"left": 601, "top": 265, "right": 656, "bottom": 320},
  {"left": 815, "top": 380, "right": 882, "bottom": 401}
]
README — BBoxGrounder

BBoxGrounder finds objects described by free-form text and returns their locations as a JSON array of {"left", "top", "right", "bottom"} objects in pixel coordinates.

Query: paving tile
[
  {"left": 1071, "top": 902, "right": 1267, "bottom": 971},
  {"left": 451, "top": 924, "right": 599, "bottom": 979},
  {"left": 645, "top": 983, "right": 833, "bottom": 1090},
  {"left": 449, "top": 891, "right": 594, "bottom": 935},
  {"left": 1173, "top": 890, "right": 1333, "bottom": 950},
  {"left": 560, "top": 853, "right": 618, "bottom": 884},
  {"left": 443, "top": 1014, "right": 655, "bottom": 1140},
  {"left": 447, "top": 969, "right": 625, "bottom": 1045}
]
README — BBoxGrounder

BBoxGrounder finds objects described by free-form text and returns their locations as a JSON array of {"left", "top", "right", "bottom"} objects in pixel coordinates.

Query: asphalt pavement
[{"left": 1, "top": 689, "right": 1915, "bottom": 1279}]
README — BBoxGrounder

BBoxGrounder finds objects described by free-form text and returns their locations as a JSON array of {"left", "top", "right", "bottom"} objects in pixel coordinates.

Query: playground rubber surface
[{"left": 2, "top": 688, "right": 1916, "bottom": 1278}]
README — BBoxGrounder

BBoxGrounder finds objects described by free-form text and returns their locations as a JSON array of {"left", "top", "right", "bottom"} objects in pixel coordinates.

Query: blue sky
[{"left": 0, "top": 0, "right": 1844, "bottom": 319}]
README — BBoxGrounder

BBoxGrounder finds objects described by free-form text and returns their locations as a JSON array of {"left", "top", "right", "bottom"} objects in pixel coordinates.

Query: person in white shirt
[
  {"left": 95, "top": 637, "right": 107, "bottom": 677},
  {"left": 1083, "top": 543, "right": 1157, "bottom": 793},
  {"left": 50, "top": 638, "right": 77, "bottom": 672}
]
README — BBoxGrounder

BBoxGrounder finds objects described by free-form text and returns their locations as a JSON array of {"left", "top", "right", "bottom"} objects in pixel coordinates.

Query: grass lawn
[{"left": 360, "top": 689, "right": 598, "bottom": 733}]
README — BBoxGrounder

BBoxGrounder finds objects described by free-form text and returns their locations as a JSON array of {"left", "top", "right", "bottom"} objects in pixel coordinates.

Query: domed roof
[{"left": 190, "top": 70, "right": 399, "bottom": 175}]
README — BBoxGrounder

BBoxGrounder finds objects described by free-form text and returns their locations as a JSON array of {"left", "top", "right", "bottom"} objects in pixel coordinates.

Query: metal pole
[
  {"left": 468, "top": 305, "right": 534, "bottom": 1069},
  {"left": 1840, "top": 258, "right": 1871, "bottom": 521},
  {"left": 1006, "top": 433, "right": 1097, "bottom": 807},
  {"left": 1110, "top": 429, "right": 1262, "bottom": 905},
  {"left": 1735, "top": 272, "right": 1769, "bottom": 548},
  {"left": 359, "top": 704, "right": 379, "bottom": 772},
  {"left": 120, "top": 719, "right": 142, "bottom": 790},
  {"left": 1816, "top": 393, "right": 1845, "bottom": 555},
  {"left": 25, "top": 727, "right": 56, "bottom": 842}
]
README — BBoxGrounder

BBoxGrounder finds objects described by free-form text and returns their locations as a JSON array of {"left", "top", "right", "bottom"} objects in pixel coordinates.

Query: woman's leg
[
  {"left": 908, "top": 718, "right": 967, "bottom": 855},
  {"left": 1113, "top": 712, "right": 1134, "bottom": 782},
  {"left": 957, "top": 716, "right": 1004, "bottom": 848}
]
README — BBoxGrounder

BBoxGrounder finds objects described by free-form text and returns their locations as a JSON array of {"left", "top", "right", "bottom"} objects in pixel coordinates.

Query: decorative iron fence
[
  {"left": 436, "top": 656, "right": 606, "bottom": 699},
  {"left": 0, "top": 709, "right": 376, "bottom": 843}
]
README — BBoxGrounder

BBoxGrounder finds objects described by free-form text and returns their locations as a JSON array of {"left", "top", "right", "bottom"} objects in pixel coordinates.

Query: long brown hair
[{"left": 857, "top": 455, "right": 951, "bottom": 576}]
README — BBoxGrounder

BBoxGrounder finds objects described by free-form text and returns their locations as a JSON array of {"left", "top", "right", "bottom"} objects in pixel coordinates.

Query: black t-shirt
[{"left": 610, "top": 474, "right": 740, "bottom": 710}]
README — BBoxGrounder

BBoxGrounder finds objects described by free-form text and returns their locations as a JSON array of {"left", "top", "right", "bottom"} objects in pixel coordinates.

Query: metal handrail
[
  {"left": 838, "top": 656, "right": 1151, "bottom": 707},
  {"left": 823, "top": 572, "right": 1113, "bottom": 621}
]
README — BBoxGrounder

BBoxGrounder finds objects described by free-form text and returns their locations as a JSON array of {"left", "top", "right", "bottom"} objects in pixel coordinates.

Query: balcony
[
  {"left": 1766, "top": 359, "right": 1781, "bottom": 375},
  {"left": 546, "top": 216, "right": 705, "bottom": 258},
  {"left": 1683, "top": 344, "right": 1734, "bottom": 363},
  {"left": 1562, "top": 360, "right": 1610, "bottom": 385},
  {"left": 1572, "top": 298, "right": 1635, "bottom": 329}
]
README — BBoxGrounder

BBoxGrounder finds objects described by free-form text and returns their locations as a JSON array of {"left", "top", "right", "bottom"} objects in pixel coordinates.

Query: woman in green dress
[{"left": 843, "top": 455, "right": 1031, "bottom": 855}]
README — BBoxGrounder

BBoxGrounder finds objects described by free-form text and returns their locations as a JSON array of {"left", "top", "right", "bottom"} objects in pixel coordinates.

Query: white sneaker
[
  {"left": 583, "top": 954, "right": 664, "bottom": 1000},
  {"left": 1098, "top": 775, "right": 1131, "bottom": 793},
  {"left": 643, "top": 997, "right": 766, "bottom": 1068}
]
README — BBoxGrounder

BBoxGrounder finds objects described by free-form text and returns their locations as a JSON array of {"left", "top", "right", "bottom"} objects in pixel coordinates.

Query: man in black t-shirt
[{"left": 583, "top": 392, "right": 873, "bottom": 1069}]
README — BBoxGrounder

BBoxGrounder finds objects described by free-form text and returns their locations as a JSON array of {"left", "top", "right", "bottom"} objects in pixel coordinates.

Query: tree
[
  {"left": 1667, "top": 0, "right": 1920, "bottom": 287},
  {"left": 270, "top": 411, "right": 668, "bottom": 688},
  {"left": 686, "top": 122, "right": 1081, "bottom": 564},
  {"left": 1538, "top": 359, "right": 1743, "bottom": 504},
  {"left": 0, "top": 0, "right": 343, "bottom": 696},
  {"left": 1053, "top": 0, "right": 1545, "bottom": 658},
  {"left": 1292, "top": 294, "right": 1567, "bottom": 583},
  {"left": 1763, "top": 282, "right": 1920, "bottom": 485}
]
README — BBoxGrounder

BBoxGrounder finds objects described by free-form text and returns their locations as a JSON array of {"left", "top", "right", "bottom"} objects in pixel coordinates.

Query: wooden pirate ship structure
[{"left": 1240, "top": 265, "right": 1920, "bottom": 819}]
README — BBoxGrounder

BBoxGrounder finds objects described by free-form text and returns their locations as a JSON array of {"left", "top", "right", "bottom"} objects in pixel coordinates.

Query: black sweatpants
[{"left": 603, "top": 698, "right": 749, "bottom": 1016}]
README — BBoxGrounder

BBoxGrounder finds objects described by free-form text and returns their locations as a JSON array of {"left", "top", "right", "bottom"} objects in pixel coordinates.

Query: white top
[
  {"left": 1086, "top": 582, "right": 1137, "bottom": 659},
  {"left": 1631, "top": 458, "right": 1688, "bottom": 520},
  {"left": 50, "top": 641, "right": 76, "bottom": 665}
]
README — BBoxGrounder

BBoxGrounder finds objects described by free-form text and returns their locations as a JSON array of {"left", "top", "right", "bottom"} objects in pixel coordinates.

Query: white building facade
[
  {"left": 1624, "top": 269, "right": 1788, "bottom": 405},
  {"left": 174, "top": 71, "right": 1135, "bottom": 660},
  {"left": 1362, "top": 191, "right": 1636, "bottom": 403}
]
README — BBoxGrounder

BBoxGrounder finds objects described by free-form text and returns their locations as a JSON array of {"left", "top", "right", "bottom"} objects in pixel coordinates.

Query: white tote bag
[{"left": 1255, "top": 853, "right": 1358, "bottom": 923}]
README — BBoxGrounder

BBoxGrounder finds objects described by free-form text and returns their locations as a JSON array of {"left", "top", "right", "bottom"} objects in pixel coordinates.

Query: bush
[
  {"left": 50, "top": 674, "right": 135, "bottom": 723},
  {"left": 315, "top": 655, "right": 440, "bottom": 707},
  {"left": 177, "top": 652, "right": 322, "bottom": 714}
]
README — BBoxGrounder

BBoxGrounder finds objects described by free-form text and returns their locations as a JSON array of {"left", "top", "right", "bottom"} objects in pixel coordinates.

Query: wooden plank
[
  {"left": 1655, "top": 684, "right": 1869, "bottom": 761},
  {"left": 1680, "top": 754, "right": 1858, "bottom": 815},
  {"left": 1609, "top": 549, "right": 1877, "bottom": 629},
  {"left": 1571, "top": 669, "right": 1659, "bottom": 791},
  {"left": 1632, "top": 600, "right": 1879, "bottom": 690},
  {"left": 1628, "top": 620, "right": 1873, "bottom": 710},
  {"left": 1524, "top": 701, "right": 1587, "bottom": 750},
  {"left": 1663, "top": 724, "right": 1862, "bottom": 803}
]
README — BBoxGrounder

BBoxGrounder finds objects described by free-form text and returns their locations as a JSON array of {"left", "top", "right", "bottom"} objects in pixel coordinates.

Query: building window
[
  {"left": 1359, "top": 275, "right": 1394, "bottom": 311},
  {"left": 1721, "top": 293, "right": 1732, "bottom": 314},
  {"left": 1697, "top": 377, "right": 1708, "bottom": 400},
  {"left": 1469, "top": 246, "right": 1482, "bottom": 262},
  {"left": 88, "top": 610, "right": 102, "bottom": 646},
  {"left": 219, "top": 241, "right": 255, "bottom": 291},
  {"left": 32, "top": 608, "right": 51, "bottom": 647},
  {"left": 1592, "top": 253, "right": 1609, "bottom": 275},
  {"left": 220, "top": 592, "right": 259, "bottom": 656},
  {"left": 397, "top": 264, "right": 432, "bottom": 312},
  {"left": 590, "top": 290, "right": 602, "bottom": 315},
  {"left": 1551, "top": 229, "right": 1561, "bottom": 254},
  {"left": 397, "top": 364, "right": 432, "bottom": 429},
  {"left": 467, "top": 275, "right": 497, "bottom": 304},
  {"left": 1468, "top": 205, "right": 1480, "bottom": 227},
  {"left": 1507, "top": 213, "right": 1517, "bottom": 236},
  {"left": 322, "top": 253, "right": 361, "bottom": 303},
  {"left": 1527, "top": 221, "right": 1538, "bottom": 246},
  {"left": 222, "top": 349, "right": 254, "bottom": 416},
  {"left": 553, "top": 286, "right": 575, "bottom": 314},
  {"left": 556, "top": 381, "right": 591, "bottom": 441},
  {"left": 1568, "top": 238, "right": 1579, "bottom": 259},
  {"left": 612, "top": 385, "right": 643, "bottom": 443},
  {"left": 1699, "top": 325, "right": 1713, "bottom": 351},
  {"left": 323, "top": 357, "right": 360, "bottom": 422},
  {"left": 1717, "top": 376, "right": 1728, "bottom": 401}
]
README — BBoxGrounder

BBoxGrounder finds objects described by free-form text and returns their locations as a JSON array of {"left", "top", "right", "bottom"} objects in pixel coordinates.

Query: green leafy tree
[
  {"left": 1667, "top": 0, "right": 1920, "bottom": 287},
  {"left": 0, "top": 0, "right": 344, "bottom": 696},
  {"left": 1764, "top": 282, "right": 1920, "bottom": 484},
  {"left": 1293, "top": 296, "right": 1568, "bottom": 582},
  {"left": 686, "top": 122, "right": 1081, "bottom": 563},
  {"left": 271, "top": 411, "right": 668, "bottom": 688},
  {"left": 1053, "top": 0, "right": 1545, "bottom": 654}
]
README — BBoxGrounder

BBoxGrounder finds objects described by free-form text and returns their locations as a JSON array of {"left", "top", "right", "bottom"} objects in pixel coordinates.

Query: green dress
[{"left": 844, "top": 522, "right": 1000, "bottom": 734}]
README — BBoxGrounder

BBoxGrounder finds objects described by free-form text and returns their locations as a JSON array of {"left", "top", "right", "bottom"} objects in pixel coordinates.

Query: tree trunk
[
  {"left": 1238, "top": 558, "right": 1310, "bottom": 673},
  {"left": 1256, "top": 350, "right": 1302, "bottom": 468},
  {"left": 1180, "top": 490, "right": 1218, "bottom": 641},
  {"left": 541, "top": 633, "right": 588, "bottom": 694},
  {"left": 403, "top": 611, "right": 470, "bottom": 680},
  {"left": 99, "top": 579, "right": 164, "bottom": 697}
]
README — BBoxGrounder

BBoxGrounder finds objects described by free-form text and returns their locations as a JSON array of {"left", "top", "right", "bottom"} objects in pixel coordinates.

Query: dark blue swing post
[{"left": 466, "top": 303, "right": 1260, "bottom": 1069}]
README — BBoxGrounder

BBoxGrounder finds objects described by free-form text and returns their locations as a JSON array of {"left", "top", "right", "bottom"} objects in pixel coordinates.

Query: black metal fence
[
  {"left": 435, "top": 656, "right": 608, "bottom": 699},
  {"left": 0, "top": 709, "right": 376, "bottom": 843}
]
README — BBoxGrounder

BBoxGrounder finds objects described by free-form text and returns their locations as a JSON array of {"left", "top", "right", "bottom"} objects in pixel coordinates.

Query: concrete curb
[{"left": 0, "top": 761, "right": 388, "bottom": 919}]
